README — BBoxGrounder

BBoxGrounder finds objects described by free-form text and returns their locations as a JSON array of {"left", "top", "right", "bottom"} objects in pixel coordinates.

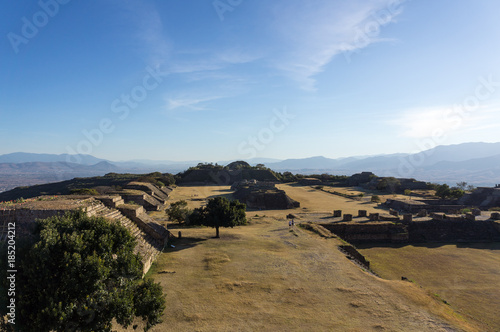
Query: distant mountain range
[
  {"left": 0, "top": 152, "right": 106, "bottom": 165},
  {"left": 0, "top": 142, "right": 499, "bottom": 192}
]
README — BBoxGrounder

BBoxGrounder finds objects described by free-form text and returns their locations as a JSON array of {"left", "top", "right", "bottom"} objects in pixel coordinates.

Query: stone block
[
  {"left": 491, "top": 212, "right": 500, "bottom": 220},
  {"left": 358, "top": 210, "right": 367, "bottom": 217},
  {"left": 333, "top": 210, "right": 342, "bottom": 217},
  {"left": 343, "top": 214, "right": 353, "bottom": 221},
  {"left": 472, "top": 208, "right": 481, "bottom": 216},
  {"left": 403, "top": 214, "right": 413, "bottom": 223},
  {"left": 389, "top": 209, "right": 399, "bottom": 217},
  {"left": 430, "top": 212, "right": 446, "bottom": 220},
  {"left": 417, "top": 209, "right": 428, "bottom": 217},
  {"left": 465, "top": 213, "right": 476, "bottom": 221},
  {"left": 369, "top": 213, "right": 379, "bottom": 221}
]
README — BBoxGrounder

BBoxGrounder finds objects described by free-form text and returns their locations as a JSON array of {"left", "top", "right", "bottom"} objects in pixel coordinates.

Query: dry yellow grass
[
  {"left": 275, "top": 184, "right": 382, "bottom": 216},
  {"left": 117, "top": 184, "right": 487, "bottom": 331},
  {"left": 357, "top": 243, "right": 500, "bottom": 331}
]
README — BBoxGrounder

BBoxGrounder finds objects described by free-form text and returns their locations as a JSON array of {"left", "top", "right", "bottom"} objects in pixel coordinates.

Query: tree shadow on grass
[{"left": 163, "top": 236, "right": 207, "bottom": 253}]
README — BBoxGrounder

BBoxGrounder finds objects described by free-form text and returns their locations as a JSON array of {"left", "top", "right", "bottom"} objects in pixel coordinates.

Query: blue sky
[{"left": 1, "top": 0, "right": 500, "bottom": 162}]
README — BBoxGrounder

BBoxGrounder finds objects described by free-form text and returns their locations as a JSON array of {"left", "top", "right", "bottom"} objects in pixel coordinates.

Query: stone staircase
[{"left": 85, "top": 198, "right": 165, "bottom": 275}]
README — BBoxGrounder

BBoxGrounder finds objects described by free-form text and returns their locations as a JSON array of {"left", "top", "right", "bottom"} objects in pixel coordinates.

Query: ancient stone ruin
[
  {"left": 232, "top": 180, "right": 300, "bottom": 210},
  {"left": 459, "top": 187, "right": 500, "bottom": 208},
  {"left": 0, "top": 185, "right": 170, "bottom": 275}
]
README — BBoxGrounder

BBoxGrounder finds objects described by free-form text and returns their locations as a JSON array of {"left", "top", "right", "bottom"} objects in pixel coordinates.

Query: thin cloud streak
[
  {"left": 166, "top": 96, "right": 223, "bottom": 111},
  {"left": 269, "top": 0, "right": 405, "bottom": 90}
]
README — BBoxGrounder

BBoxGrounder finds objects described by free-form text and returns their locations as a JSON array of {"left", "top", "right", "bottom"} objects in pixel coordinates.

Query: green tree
[
  {"left": 376, "top": 177, "right": 401, "bottom": 193},
  {"left": 192, "top": 197, "right": 246, "bottom": 238},
  {"left": 0, "top": 211, "right": 165, "bottom": 331},
  {"left": 435, "top": 184, "right": 451, "bottom": 199},
  {"left": 435, "top": 184, "right": 465, "bottom": 199},
  {"left": 371, "top": 195, "right": 381, "bottom": 203},
  {"left": 449, "top": 188, "right": 465, "bottom": 199},
  {"left": 165, "top": 200, "right": 190, "bottom": 223}
]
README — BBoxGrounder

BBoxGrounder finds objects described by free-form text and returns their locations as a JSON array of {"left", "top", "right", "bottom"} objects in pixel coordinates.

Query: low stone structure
[
  {"left": 333, "top": 210, "right": 342, "bottom": 217},
  {"left": 358, "top": 210, "right": 367, "bottom": 218},
  {"left": 459, "top": 187, "right": 500, "bottom": 208},
  {"left": 232, "top": 180, "right": 300, "bottom": 210},
  {"left": 346, "top": 172, "right": 375, "bottom": 186},
  {"left": 385, "top": 198, "right": 467, "bottom": 214},
  {"left": 369, "top": 213, "right": 379, "bottom": 221}
]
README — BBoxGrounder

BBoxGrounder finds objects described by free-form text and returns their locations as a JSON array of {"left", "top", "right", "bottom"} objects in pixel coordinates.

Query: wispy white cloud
[
  {"left": 119, "top": 1, "right": 171, "bottom": 69},
  {"left": 268, "top": 0, "right": 406, "bottom": 90},
  {"left": 166, "top": 49, "right": 261, "bottom": 75},
  {"left": 120, "top": 1, "right": 406, "bottom": 96},
  {"left": 166, "top": 95, "right": 223, "bottom": 111}
]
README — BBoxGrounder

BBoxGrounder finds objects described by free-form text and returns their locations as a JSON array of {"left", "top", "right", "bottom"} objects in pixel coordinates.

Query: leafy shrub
[
  {"left": 166, "top": 200, "right": 190, "bottom": 223},
  {"left": 371, "top": 195, "right": 381, "bottom": 203}
]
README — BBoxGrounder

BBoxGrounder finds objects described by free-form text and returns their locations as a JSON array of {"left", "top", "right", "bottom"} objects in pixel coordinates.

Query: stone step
[{"left": 84, "top": 200, "right": 163, "bottom": 275}]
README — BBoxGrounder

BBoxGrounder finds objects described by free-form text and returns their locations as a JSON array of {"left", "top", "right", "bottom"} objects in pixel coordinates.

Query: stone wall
[
  {"left": 338, "top": 245, "right": 370, "bottom": 269},
  {"left": 385, "top": 199, "right": 465, "bottom": 213},
  {"left": 321, "top": 223, "right": 408, "bottom": 244},
  {"left": 408, "top": 219, "right": 500, "bottom": 242},
  {"left": 322, "top": 218, "right": 500, "bottom": 244},
  {"left": 0, "top": 207, "right": 74, "bottom": 240}
]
